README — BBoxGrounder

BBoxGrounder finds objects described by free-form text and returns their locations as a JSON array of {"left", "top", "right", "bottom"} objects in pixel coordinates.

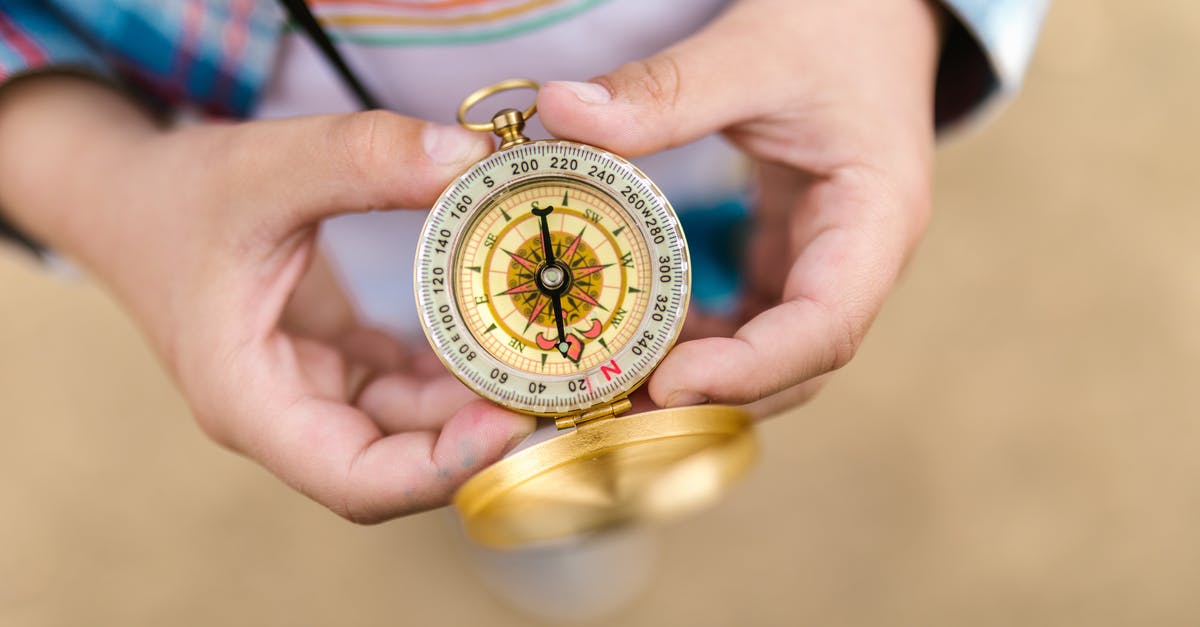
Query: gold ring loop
[{"left": 456, "top": 78, "right": 539, "bottom": 132}]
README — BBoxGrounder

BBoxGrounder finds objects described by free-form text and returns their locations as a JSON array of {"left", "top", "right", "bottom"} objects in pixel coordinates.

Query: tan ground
[{"left": 2, "top": 1, "right": 1198, "bottom": 625}]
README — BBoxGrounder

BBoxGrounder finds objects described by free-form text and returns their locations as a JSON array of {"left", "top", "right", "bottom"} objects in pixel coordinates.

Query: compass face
[{"left": 415, "top": 141, "right": 689, "bottom": 415}]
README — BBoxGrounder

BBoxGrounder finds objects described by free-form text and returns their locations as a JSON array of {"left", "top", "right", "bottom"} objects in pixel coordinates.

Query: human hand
[
  {"left": 0, "top": 78, "right": 534, "bottom": 522},
  {"left": 538, "top": 0, "right": 942, "bottom": 416}
]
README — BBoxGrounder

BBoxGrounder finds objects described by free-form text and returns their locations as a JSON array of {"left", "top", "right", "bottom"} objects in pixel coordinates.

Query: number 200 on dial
[{"left": 415, "top": 140, "right": 690, "bottom": 415}]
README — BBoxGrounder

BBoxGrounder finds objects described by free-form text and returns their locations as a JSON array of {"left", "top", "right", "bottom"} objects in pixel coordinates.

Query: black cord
[{"left": 276, "top": 0, "right": 382, "bottom": 110}]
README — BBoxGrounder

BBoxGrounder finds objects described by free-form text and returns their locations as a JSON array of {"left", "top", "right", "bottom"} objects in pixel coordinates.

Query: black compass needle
[
  {"left": 532, "top": 204, "right": 570, "bottom": 356},
  {"left": 532, "top": 204, "right": 556, "bottom": 264}
]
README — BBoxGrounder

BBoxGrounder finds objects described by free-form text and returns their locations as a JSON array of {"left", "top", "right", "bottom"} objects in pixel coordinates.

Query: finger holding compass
[{"left": 537, "top": 0, "right": 941, "bottom": 411}]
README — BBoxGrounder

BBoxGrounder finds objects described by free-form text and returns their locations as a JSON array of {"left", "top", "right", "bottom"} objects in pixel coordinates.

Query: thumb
[
  {"left": 536, "top": 18, "right": 767, "bottom": 157},
  {"left": 224, "top": 110, "right": 494, "bottom": 226}
]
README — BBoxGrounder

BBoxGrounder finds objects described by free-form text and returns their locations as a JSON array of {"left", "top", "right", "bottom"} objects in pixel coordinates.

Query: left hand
[
  {"left": 538, "top": 0, "right": 942, "bottom": 416},
  {"left": 0, "top": 80, "right": 534, "bottom": 522}
]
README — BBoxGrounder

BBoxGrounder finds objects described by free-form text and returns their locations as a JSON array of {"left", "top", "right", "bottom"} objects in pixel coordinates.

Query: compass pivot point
[{"left": 540, "top": 265, "right": 565, "bottom": 289}]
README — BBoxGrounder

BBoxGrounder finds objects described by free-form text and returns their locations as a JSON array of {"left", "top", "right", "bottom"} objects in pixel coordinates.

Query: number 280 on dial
[{"left": 415, "top": 140, "right": 690, "bottom": 415}]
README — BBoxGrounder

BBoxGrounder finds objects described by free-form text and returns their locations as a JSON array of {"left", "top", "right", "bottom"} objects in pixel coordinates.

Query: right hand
[{"left": 0, "top": 78, "right": 535, "bottom": 523}]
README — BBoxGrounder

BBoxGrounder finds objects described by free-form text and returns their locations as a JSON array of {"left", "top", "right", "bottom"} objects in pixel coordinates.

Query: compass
[{"left": 415, "top": 79, "right": 756, "bottom": 547}]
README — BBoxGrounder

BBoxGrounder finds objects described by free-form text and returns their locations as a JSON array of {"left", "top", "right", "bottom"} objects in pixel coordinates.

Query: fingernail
[
  {"left": 665, "top": 391, "right": 709, "bottom": 407},
  {"left": 422, "top": 122, "right": 483, "bottom": 165},
  {"left": 550, "top": 80, "right": 612, "bottom": 105}
]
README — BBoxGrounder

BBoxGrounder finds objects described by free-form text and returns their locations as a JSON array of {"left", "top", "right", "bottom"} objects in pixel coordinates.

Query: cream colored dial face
[{"left": 416, "top": 141, "right": 689, "bottom": 415}]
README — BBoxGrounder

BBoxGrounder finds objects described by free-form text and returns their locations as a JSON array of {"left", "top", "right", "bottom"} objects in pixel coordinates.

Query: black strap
[{"left": 276, "top": 0, "right": 382, "bottom": 110}]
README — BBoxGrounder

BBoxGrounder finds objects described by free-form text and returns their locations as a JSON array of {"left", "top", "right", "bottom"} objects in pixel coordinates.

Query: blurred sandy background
[{"left": 2, "top": 1, "right": 1198, "bottom": 625}]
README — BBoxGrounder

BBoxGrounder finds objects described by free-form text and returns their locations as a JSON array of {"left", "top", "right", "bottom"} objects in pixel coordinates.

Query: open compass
[{"left": 415, "top": 79, "right": 756, "bottom": 547}]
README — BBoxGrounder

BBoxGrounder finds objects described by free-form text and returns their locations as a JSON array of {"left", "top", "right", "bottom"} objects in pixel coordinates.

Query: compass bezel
[{"left": 414, "top": 140, "right": 690, "bottom": 416}]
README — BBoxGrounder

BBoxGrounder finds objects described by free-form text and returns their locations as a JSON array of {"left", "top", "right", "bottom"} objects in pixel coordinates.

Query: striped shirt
[
  {"left": 0, "top": 0, "right": 1048, "bottom": 121},
  {"left": 0, "top": 0, "right": 1049, "bottom": 260}
]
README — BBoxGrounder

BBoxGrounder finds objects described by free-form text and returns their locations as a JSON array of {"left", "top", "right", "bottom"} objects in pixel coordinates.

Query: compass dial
[{"left": 416, "top": 141, "right": 689, "bottom": 415}]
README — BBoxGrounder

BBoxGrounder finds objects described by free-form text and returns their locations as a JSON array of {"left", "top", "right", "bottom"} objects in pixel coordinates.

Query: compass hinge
[{"left": 555, "top": 398, "right": 633, "bottom": 430}]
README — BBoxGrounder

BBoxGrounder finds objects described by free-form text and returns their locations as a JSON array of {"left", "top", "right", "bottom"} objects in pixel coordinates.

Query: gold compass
[{"left": 415, "top": 79, "right": 756, "bottom": 547}]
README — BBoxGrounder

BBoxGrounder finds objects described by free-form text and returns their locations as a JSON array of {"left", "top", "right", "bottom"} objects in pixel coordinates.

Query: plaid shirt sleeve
[
  {"left": 0, "top": 1, "right": 112, "bottom": 84},
  {"left": 0, "top": 0, "right": 282, "bottom": 117},
  {"left": 937, "top": 0, "right": 1051, "bottom": 129},
  {"left": 0, "top": 0, "right": 283, "bottom": 258}
]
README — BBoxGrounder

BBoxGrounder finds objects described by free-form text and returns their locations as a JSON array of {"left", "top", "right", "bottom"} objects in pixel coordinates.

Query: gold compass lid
[{"left": 453, "top": 403, "right": 756, "bottom": 549}]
